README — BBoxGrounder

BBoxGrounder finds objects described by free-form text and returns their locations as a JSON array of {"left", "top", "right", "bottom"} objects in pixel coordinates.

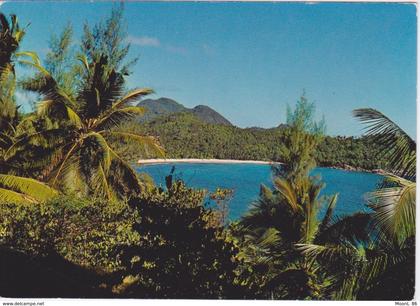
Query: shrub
[
  {"left": 0, "top": 195, "right": 139, "bottom": 272},
  {"left": 114, "top": 179, "right": 245, "bottom": 298}
]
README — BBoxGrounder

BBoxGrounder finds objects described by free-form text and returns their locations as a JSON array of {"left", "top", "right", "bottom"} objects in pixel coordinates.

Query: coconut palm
[
  {"left": 237, "top": 173, "right": 364, "bottom": 299},
  {"left": 353, "top": 108, "right": 416, "bottom": 240},
  {"left": 297, "top": 213, "right": 414, "bottom": 300},
  {"left": 235, "top": 96, "right": 342, "bottom": 299},
  {"left": 0, "top": 13, "right": 25, "bottom": 75},
  {"left": 237, "top": 174, "right": 373, "bottom": 299},
  {"left": 0, "top": 13, "right": 59, "bottom": 204},
  {"left": 0, "top": 13, "right": 24, "bottom": 142},
  {"left": 296, "top": 108, "right": 416, "bottom": 300},
  {"left": 11, "top": 53, "right": 164, "bottom": 200},
  {"left": 354, "top": 108, "right": 415, "bottom": 299}
]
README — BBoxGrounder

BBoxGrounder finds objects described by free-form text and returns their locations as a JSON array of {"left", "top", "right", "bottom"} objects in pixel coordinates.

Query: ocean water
[{"left": 136, "top": 163, "right": 383, "bottom": 221}]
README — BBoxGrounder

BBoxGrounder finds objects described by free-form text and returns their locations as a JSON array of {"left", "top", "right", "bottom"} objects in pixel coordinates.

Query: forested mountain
[
  {"left": 137, "top": 97, "right": 233, "bottom": 125},
  {"left": 120, "top": 112, "right": 387, "bottom": 171}
]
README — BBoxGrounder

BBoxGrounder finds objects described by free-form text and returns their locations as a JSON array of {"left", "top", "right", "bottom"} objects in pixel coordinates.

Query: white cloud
[
  {"left": 127, "top": 35, "right": 160, "bottom": 47},
  {"left": 0, "top": 1, "right": 4, "bottom": 7},
  {"left": 127, "top": 35, "right": 188, "bottom": 55}
]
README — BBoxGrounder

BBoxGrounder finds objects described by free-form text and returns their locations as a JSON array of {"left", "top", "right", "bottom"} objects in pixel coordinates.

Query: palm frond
[
  {"left": 4, "top": 128, "right": 70, "bottom": 161},
  {"left": 110, "top": 88, "right": 153, "bottom": 110},
  {"left": 295, "top": 242, "right": 360, "bottom": 262},
  {"left": 50, "top": 141, "right": 81, "bottom": 187},
  {"left": 103, "top": 131, "right": 165, "bottom": 158},
  {"left": 273, "top": 177, "right": 301, "bottom": 213},
  {"left": 107, "top": 146, "right": 144, "bottom": 198},
  {"left": 18, "top": 59, "right": 50, "bottom": 77},
  {"left": 367, "top": 175, "right": 415, "bottom": 242},
  {"left": 38, "top": 100, "right": 82, "bottom": 127},
  {"left": 302, "top": 178, "right": 325, "bottom": 243},
  {"left": 95, "top": 106, "right": 146, "bottom": 130},
  {"left": 91, "top": 163, "right": 115, "bottom": 200},
  {"left": 315, "top": 212, "right": 372, "bottom": 245},
  {"left": 0, "top": 174, "right": 58, "bottom": 203},
  {"left": 15, "top": 51, "right": 41, "bottom": 66},
  {"left": 318, "top": 194, "right": 339, "bottom": 237},
  {"left": 353, "top": 108, "right": 416, "bottom": 180},
  {"left": 257, "top": 227, "right": 282, "bottom": 250},
  {"left": 0, "top": 187, "right": 36, "bottom": 203}
]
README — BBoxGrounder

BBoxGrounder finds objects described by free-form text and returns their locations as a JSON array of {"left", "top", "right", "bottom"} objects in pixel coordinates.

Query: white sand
[{"left": 137, "top": 158, "right": 282, "bottom": 165}]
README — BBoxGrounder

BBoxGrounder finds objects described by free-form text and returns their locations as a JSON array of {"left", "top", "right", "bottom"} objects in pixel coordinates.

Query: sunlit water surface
[{"left": 136, "top": 163, "right": 382, "bottom": 220}]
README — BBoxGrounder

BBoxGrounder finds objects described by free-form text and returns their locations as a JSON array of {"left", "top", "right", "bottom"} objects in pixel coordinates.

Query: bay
[{"left": 136, "top": 163, "right": 383, "bottom": 220}]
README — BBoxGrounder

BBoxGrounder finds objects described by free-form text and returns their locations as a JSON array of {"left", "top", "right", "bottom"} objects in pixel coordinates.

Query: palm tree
[
  {"left": 0, "top": 13, "right": 59, "bottom": 204},
  {"left": 238, "top": 173, "right": 354, "bottom": 299},
  {"left": 296, "top": 108, "right": 416, "bottom": 300},
  {"left": 12, "top": 53, "right": 164, "bottom": 200},
  {"left": 237, "top": 173, "right": 370, "bottom": 299},
  {"left": 0, "top": 13, "right": 25, "bottom": 141},
  {"left": 235, "top": 96, "right": 341, "bottom": 299},
  {"left": 353, "top": 108, "right": 415, "bottom": 299},
  {"left": 0, "top": 13, "right": 25, "bottom": 75},
  {"left": 353, "top": 108, "right": 415, "bottom": 240}
]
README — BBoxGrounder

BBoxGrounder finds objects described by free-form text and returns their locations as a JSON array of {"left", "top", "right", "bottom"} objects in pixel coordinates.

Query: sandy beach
[
  {"left": 136, "top": 159, "right": 385, "bottom": 175},
  {"left": 137, "top": 158, "right": 282, "bottom": 165}
]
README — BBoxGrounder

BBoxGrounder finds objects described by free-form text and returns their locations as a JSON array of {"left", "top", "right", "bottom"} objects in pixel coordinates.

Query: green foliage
[
  {"left": 367, "top": 175, "right": 415, "bottom": 243},
  {"left": 81, "top": 4, "right": 135, "bottom": 74},
  {"left": 121, "top": 112, "right": 386, "bottom": 170},
  {"left": 354, "top": 108, "right": 416, "bottom": 180},
  {"left": 232, "top": 97, "right": 341, "bottom": 299},
  {"left": 315, "top": 135, "right": 387, "bottom": 170},
  {"left": 0, "top": 13, "right": 60, "bottom": 203},
  {"left": 279, "top": 94, "right": 325, "bottom": 182},
  {"left": 0, "top": 13, "right": 23, "bottom": 139},
  {"left": 0, "top": 7, "right": 414, "bottom": 301},
  {"left": 286, "top": 93, "right": 326, "bottom": 135},
  {"left": 294, "top": 108, "right": 417, "bottom": 300},
  {"left": 15, "top": 8, "right": 162, "bottom": 200},
  {"left": 114, "top": 179, "right": 244, "bottom": 298},
  {"left": 0, "top": 174, "right": 58, "bottom": 203},
  {"left": 44, "top": 23, "right": 79, "bottom": 97},
  {"left": 0, "top": 195, "right": 139, "bottom": 272},
  {"left": 0, "top": 13, "right": 26, "bottom": 75}
]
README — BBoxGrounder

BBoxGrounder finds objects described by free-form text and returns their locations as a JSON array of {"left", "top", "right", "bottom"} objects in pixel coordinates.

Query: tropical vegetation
[
  {"left": 0, "top": 6, "right": 415, "bottom": 300},
  {"left": 121, "top": 111, "right": 388, "bottom": 171}
]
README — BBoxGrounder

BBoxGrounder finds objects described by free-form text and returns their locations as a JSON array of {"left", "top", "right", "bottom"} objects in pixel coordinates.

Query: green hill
[
  {"left": 119, "top": 112, "right": 386, "bottom": 171},
  {"left": 137, "top": 97, "right": 233, "bottom": 126}
]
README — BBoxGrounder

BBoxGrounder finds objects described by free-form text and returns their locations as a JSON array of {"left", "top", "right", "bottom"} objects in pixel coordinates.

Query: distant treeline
[{"left": 118, "top": 112, "right": 387, "bottom": 170}]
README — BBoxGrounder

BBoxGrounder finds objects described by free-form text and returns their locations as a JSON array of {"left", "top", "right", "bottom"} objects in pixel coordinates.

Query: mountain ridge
[{"left": 137, "top": 97, "right": 233, "bottom": 126}]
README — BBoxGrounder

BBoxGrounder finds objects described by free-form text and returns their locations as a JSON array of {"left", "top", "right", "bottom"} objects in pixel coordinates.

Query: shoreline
[
  {"left": 323, "top": 164, "right": 386, "bottom": 175},
  {"left": 137, "top": 159, "right": 386, "bottom": 175},
  {"left": 137, "top": 158, "right": 282, "bottom": 165}
]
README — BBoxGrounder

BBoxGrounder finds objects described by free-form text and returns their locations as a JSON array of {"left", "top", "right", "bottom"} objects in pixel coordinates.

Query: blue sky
[{"left": 1, "top": 1, "right": 416, "bottom": 137}]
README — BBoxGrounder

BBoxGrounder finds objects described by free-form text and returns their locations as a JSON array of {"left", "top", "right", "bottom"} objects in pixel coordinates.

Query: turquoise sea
[{"left": 136, "top": 163, "right": 383, "bottom": 220}]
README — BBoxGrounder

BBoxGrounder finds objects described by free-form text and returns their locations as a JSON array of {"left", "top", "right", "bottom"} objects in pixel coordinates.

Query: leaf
[
  {"left": 38, "top": 100, "right": 82, "bottom": 127},
  {"left": 318, "top": 193, "right": 338, "bottom": 237},
  {"left": 367, "top": 175, "right": 415, "bottom": 242},
  {"left": 95, "top": 106, "right": 146, "bottom": 130},
  {"left": 295, "top": 242, "right": 359, "bottom": 261},
  {"left": 0, "top": 174, "right": 58, "bottom": 203},
  {"left": 315, "top": 212, "right": 372, "bottom": 245},
  {"left": 15, "top": 51, "right": 41, "bottom": 66},
  {"left": 353, "top": 108, "right": 416, "bottom": 180},
  {"left": 273, "top": 177, "right": 300, "bottom": 213},
  {"left": 111, "top": 88, "right": 153, "bottom": 110},
  {"left": 103, "top": 131, "right": 165, "bottom": 158},
  {"left": 0, "top": 187, "right": 36, "bottom": 203}
]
